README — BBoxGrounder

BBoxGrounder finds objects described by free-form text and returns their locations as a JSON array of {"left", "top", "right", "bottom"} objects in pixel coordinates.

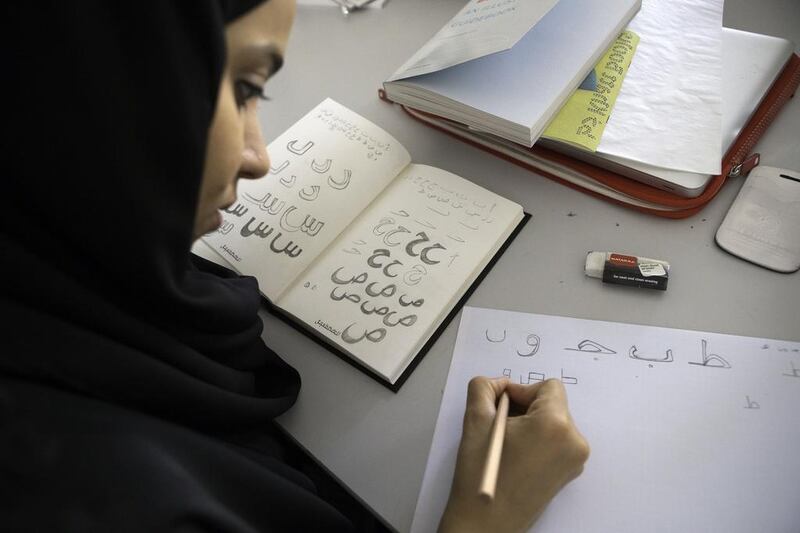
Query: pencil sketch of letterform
[
  {"left": 390, "top": 210, "right": 410, "bottom": 217},
  {"left": 427, "top": 206, "right": 450, "bottom": 217},
  {"left": 310, "top": 158, "right": 332, "bottom": 174},
  {"left": 342, "top": 239, "right": 366, "bottom": 255},
  {"left": 565, "top": 340, "right": 617, "bottom": 355},
  {"left": 217, "top": 220, "right": 234, "bottom": 235},
  {"left": 481, "top": 203, "right": 496, "bottom": 223},
  {"left": 372, "top": 218, "right": 394, "bottom": 236},
  {"left": 279, "top": 206, "right": 302, "bottom": 232},
  {"left": 447, "top": 234, "right": 466, "bottom": 243},
  {"left": 240, "top": 217, "right": 273, "bottom": 239},
  {"left": 269, "top": 160, "right": 289, "bottom": 175},
  {"left": 560, "top": 368, "right": 578, "bottom": 385},
  {"left": 298, "top": 186, "right": 321, "bottom": 202},
  {"left": 365, "top": 281, "right": 397, "bottom": 298},
  {"left": 398, "top": 294, "right": 424, "bottom": 307},
  {"left": 330, "top": 267, "right": 352, "bottom": 285},
  {"left": 415, "top": 219, "right": 437, "bottom": 230},
  {"left": 269, "top": 232, "right": 302, "bottom": 258},
  {"left": 280, "top": 207, "right": 324, "bottom": 237},
  {"left": 286, "top": 139, "right": 314, "bottom": 155},
  {"left": 383, "top": 227, "right": 411, "bottom": 247},
  {"left": 459, "top": 221, "right": 479, "bottom": 231},
  {"left": 277, "top": 202, "right": 323, "bottom": 235},
  {"left": 380, "top": 259, "right": 403, "bottom": 278},
  {"left": 366, "top": 249, "right": 405, "bottom": 278},
  {"left": 517, "top": 334, "right": 541, "bottom": 357},
  {"left": 783, "top": 361, "right": 800, "bottom": 378},
  {"left": 485, "top": 329, "right": 506, "bottom": 343},
  {"left": 360, "top": 301, "right": 391, "bottom": 316},
  {"left": 522, "top": 371, "right": 545, "bottom": 384},
  {"left": 328, "top": 169, "right": 351, "bottom": 190},
  {"left": 367, "top": 248, "right": 391, "bottom": 269},
  {"left": 279, "top": 175, "right": 296, "bottom": 188},
  {"left": 341, "top": 323, "right": 387, "bottom": 344},
  {"left": 299, "top": 216, "right": 324, "bottom": 236},
  {"left": 382, "top": 312, "right": 418, "bottom": 328},
  {"left": 244, "top": 191, "right": 285, "bottom": 214},
  {"left": 330, "top": 287, "right": 361, "bottom": 304},
  {"left": 420, "top": 243, "right": 447, "bottom": 265},
  {"left": 406, "top": 232, "right": 446, "bottom": 262},
  {"left": 628, "top": 345, "right": 674, "bottom": 363},
  {"left": 403, "top": 264, "right": 427, "bottom": 286},
  {"left": 744, "top": 395, "right": 760, "bottom": 409},
  {"left": 503, "top": 368, "right": 512, "bottom": 379},
  {"left": 224, "top": 203, "right": 248, "bottom": 217},
  {"left": 405, "top": 232, "right": 429, "bottom": 257},
  {"left": 689, "top": 340, "right": 731, "bottom": 368}
]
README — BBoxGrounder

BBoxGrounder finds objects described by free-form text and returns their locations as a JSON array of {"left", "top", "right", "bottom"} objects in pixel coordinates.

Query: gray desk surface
[{"left": 258, "top": 1, "right": 800, "bottom": 531}]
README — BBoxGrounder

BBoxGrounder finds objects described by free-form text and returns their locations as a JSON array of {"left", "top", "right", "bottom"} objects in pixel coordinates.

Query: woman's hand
[{"left": 439, "top": 377, "right": 589, "bottom": 533}]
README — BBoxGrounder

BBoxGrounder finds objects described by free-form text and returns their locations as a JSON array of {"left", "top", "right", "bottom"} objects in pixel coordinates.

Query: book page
[
  {"left": 412, "top": 307, "right": 800, "bottom": 533},
  {"left": 277, "top": 165, "right": 523, "bottom": 383},
  {"left": 202, "top": 99, "right": 410, "bottom": 301},
  {"left": 387, "top": 0, "right": 560, "bottom": 81}
]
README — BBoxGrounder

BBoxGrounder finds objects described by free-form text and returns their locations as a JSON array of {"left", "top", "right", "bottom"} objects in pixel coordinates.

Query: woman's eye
[{"left": 234, "top": 80, "right": 270, "bottom": 107}]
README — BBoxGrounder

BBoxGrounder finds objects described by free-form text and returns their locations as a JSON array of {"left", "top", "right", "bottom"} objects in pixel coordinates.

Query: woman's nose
[
  {"left": 240, "top": 143, "right": 270, "bottom": 179},
  {"left": 239, "top": 112, "right": 270, "bottom": 179}
]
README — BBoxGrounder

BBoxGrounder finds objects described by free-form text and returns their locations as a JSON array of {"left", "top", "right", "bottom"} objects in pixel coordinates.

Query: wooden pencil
[{"left": 478, "top": 391, "right": 510, "bottom": 500}]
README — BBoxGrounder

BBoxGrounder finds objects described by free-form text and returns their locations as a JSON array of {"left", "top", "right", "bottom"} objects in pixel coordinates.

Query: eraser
[{"left": 585, "top": 251, "right": 670, "bottom": 291}]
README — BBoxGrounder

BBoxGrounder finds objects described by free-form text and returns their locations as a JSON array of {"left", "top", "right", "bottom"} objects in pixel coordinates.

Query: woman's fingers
[
  {"left": 464, "top": 376, "right": 508, "bottom": 421},
  {"left": 505, "top": 378, "right": 566, "bottom": 415}
]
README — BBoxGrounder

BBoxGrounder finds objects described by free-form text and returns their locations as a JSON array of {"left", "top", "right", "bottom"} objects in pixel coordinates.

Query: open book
[
  {"left": 382, "top": 0, "right": 641, "bottom": 147},
  {"left": 196, "top": 99, "right": 527, "bottom": 389}
]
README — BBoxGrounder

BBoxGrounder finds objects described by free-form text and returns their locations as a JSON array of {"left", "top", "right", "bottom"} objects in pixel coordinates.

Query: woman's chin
[{"left": 193, "top": 211, "right": 222, "bottom": 240}]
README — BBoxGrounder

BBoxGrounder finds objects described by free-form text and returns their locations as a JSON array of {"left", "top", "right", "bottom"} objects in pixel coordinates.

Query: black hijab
[{"left": 1, "top": 1, "right": 351, "bottom": 530}]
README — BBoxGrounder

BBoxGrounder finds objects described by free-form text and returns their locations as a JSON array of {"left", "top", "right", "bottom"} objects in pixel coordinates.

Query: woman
[{"left": 0, "top": 1, "right": 588, "bottom": 531}]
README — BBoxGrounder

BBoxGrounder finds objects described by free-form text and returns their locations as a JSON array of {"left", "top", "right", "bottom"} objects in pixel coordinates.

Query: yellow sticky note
[{"left": 542, "top": 30, "right": 639, "bottom": 152}]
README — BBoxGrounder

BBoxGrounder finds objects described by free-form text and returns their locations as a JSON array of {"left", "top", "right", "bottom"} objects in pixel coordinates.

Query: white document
[
  {"left": 412, "top": 306, "right": 800, "bottom": 533},
  {"left": 388, "top": 0, "right": 561, "bottom": 81},
  {"left": 598, "top": 0, "right": 724, "bottom": 174}
]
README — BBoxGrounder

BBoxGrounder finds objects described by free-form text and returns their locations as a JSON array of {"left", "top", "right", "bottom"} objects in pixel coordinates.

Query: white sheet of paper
[
  {"left": 412, "top": 306, "right": 800, "bottom": 533},
  {"left": 598, "top": 0, "right": 724, "bottom": 174},
  {"left": 388, "top": 0, "right": 561, "bottom": 81}
]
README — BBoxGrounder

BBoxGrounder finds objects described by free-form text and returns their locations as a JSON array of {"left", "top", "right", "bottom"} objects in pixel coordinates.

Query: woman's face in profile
[{"left": 193, "top": 0, "right": 295, "bottom": 239}]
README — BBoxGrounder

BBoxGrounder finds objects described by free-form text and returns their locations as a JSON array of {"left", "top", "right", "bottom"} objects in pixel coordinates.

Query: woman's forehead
[{"left": 226, "top": 0, "right": 294, "bottom": 55}]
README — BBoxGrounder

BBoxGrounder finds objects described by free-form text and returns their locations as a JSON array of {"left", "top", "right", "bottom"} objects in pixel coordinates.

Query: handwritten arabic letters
[
  {"left": 286, "top": 139, "right": 314, "bottom": 155},
  {"left": 688, "top": 340, "right": 731, "bottom": 369},
  {"left": 516, "top": 334, "right": 541, "bottom": 357}
]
